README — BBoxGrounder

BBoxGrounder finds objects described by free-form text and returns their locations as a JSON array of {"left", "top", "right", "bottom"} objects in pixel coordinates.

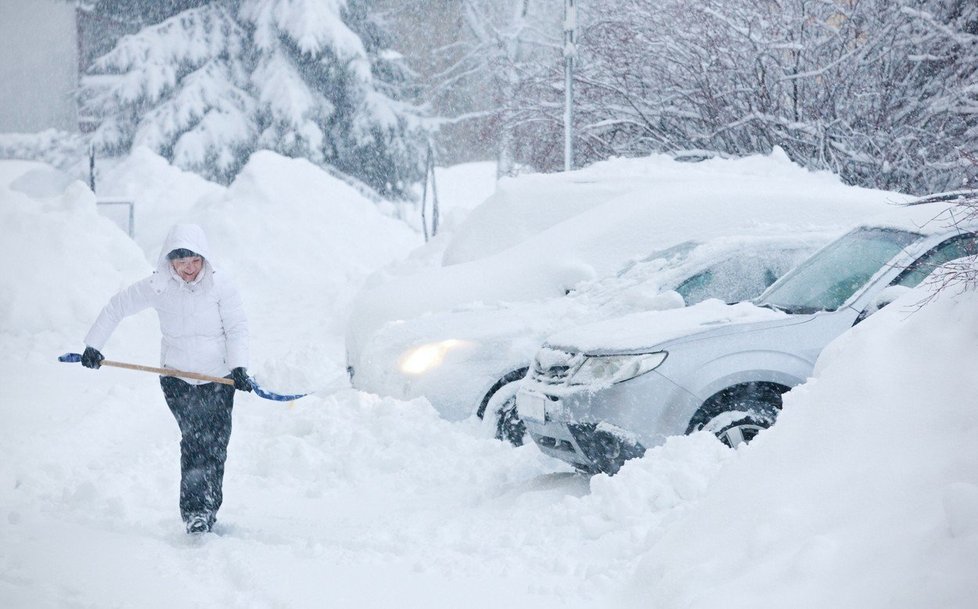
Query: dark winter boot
[{"left": 186, "top": 513, "right": 211, "bottom": 534}]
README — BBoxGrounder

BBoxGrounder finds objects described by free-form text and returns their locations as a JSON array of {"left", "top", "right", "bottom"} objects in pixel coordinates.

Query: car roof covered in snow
[{"left": 859, "top": 193, "right": 978, "bottom": 236}]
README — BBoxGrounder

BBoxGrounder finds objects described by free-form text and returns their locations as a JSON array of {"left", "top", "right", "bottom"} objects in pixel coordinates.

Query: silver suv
[{"left": 517, "top": 194, "right": 978, "bottom": 474}]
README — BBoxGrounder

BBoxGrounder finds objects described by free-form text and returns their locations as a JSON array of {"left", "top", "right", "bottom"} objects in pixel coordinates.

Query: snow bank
[
  {"left": 0, "top": 166, "right": 148, "bottom": 341},
  {"left": 437, "top": 161, "right": 497, "bottom": 201},
  {"left": 624, "top": 282, "right": 978, "bottom": 609},
  {"left": 199, "top": 151, "right": 419, "bottom": 290},
  {"left": 425, "top": 161, "right": 498, "bottom": 233},
  {"left": 6, "top": 163, "right": 75, "bottom": 198},
  {"left": 97, "top": 146, "right": 226, "bottom": 258},
  {"left": 361, "top": 161, "right": 500, "bottom": 286}
]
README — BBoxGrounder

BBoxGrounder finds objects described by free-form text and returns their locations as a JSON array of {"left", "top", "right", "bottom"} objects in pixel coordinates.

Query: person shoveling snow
[{"left": 76, "top": 223, "right": 252, "bottom": 535}]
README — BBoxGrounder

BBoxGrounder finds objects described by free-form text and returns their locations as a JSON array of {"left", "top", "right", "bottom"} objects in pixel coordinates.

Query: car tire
[
  {"left": 689, "top": 383, "right": 784, "bottom": 448},
  {"left": 702, "top": 406, "right": 776, "bottom": 447},
  {"left": 478, "top": 368, "right": 528, "bottom": 446}
]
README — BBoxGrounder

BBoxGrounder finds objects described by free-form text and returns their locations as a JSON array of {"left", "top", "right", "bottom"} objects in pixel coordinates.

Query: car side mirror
[
  {"left": 873, "top": 285, "right": 913, "bottom": 311},
  {"left": 855, "top": 285, "right": 913, "bottom": 325},
  {"left": 646, "top": 289, "right": 686, "bottom": 309}
]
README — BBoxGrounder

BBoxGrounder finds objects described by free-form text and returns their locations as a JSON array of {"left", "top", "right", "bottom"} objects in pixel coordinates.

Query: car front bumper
[{"left": 517, "top": 369, "right": 700, "bottom": 474}]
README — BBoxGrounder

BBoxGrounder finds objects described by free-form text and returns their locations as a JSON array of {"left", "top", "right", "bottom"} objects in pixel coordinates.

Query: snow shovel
[{"left": 57, "top": 353, "right": 308, "bottom": 402}]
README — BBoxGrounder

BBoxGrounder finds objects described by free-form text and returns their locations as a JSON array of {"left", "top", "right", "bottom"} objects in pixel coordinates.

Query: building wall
[{"left": 0, "top": 0, "right": 79, "bottom": 133}]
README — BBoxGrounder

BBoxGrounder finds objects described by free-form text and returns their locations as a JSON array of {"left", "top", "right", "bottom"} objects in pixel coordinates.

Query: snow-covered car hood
[{"left": 543, "top": 299, "right": 788, "bottom": 354}]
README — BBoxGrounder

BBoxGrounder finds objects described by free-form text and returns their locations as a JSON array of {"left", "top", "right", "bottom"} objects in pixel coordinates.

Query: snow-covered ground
[{"left": 1, "top": 152, "right": 976, "bottom": 608}]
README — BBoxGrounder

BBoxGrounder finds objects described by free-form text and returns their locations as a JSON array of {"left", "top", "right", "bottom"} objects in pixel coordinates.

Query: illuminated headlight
[
  {"left": 398, "top": 339, "right": 468, "bottom": 375},
  {"left": 567, "top": 352, "right": 668, "bottom": 386}
]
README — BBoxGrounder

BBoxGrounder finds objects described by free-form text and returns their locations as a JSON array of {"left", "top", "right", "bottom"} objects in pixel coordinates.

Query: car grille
[
  {"left": 535, "top": 435, "right": 577, "bottom": 453},
  {"left": 531, "top": 347, "right": 583, "bottom": 385},
  {"left": 529, "top": 423, "right": 647, "bottom": 475},
  {"left": 570, "top": 423, "right": 646, "bottom": 475}
]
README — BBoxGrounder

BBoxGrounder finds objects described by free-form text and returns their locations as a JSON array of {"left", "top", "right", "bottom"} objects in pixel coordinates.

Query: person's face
[{"left": 171, "top": 256, "right": 203, "bottom": 282}]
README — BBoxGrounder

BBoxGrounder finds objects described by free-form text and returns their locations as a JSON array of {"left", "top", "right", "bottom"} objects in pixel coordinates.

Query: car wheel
[
  {"left": 702, "top": 407, "right": 776, "bottom": 447},
  {"left": 478, "top": 368, "right": 528, "bottom": 446},
  {"left": 689, "top": 383, "right": 784, "bottom": 448}
]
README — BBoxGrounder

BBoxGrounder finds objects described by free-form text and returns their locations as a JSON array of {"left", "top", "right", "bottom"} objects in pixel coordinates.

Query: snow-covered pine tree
[
  {"left": 76, "top": 1, "right": 211, "bottom": 71},
  {"left": 82, "top": 4, "right": 253, "bottom": 183},
  {"left": 317, "top": 0, "right": 428, "bottom": 196},
  {"left": 82, "top": 0, "right": 428, "bottom": 197}
]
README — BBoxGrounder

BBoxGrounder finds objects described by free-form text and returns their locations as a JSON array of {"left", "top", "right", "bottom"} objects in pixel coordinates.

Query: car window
[
  {"left": 890, "top": 233, "right": 978, "bottom": 288},
  {"left": 675, "top": 254, "right": 795, "bottom": 305},
  {"left": 674, "top": 269, "right": 715, "bottom": 304},
  {"left": 758, "top": 227, "right": 922, "bottom": 313}
]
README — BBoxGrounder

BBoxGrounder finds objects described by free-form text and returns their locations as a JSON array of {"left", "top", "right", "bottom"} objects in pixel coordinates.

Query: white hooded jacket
[{"left": 84, "top": 224, "right": 249, "bottom": 383}]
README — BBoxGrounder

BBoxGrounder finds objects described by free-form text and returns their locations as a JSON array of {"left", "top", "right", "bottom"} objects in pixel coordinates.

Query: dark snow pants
[{"left": 160, "top": 376, "right": 235, "bottom": 525}]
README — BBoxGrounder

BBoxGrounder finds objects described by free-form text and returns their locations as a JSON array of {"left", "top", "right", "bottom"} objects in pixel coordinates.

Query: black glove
[
  {"left": 231, "top": 367, "right": 253, "bottom": 392},
  {"left": 81, "top": 346, "right": 104, "bottom": 369}
]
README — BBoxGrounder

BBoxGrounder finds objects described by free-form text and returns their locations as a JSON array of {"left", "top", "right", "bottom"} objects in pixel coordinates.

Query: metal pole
[
  {"left": 420, "top": 145, "right": 431, "bottom": 242},
  {"left": 429, "top": 145, "right": 440, "bottom": 238},
  {"left": 89, "top": 143, "right": 96, "bottom": 192},
  {"left": 563, "top": 0, "right": 577, "bottom": 172}
]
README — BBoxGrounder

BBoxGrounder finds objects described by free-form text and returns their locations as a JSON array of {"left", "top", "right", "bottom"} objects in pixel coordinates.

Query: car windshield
[{"left": 756, "top": 227, "right": 921, "bottom": 313}]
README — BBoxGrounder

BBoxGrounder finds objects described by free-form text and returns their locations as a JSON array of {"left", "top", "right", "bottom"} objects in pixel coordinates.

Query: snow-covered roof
[{"left": 858, "top": 195, "right": 978, "bottom": 235}]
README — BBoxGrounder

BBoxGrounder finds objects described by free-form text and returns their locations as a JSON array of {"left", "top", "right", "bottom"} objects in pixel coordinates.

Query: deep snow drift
[
  {"left": 1, "top": 152, "right": 976, "bottom": 608},
  {"left": 623, "top": 281, "right": 978, "bottom": 609}
]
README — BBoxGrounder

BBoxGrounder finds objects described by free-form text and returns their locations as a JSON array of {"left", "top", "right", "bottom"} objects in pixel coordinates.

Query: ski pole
[{"left": 58, "top": 353, "right": 308, "bottom": 402}]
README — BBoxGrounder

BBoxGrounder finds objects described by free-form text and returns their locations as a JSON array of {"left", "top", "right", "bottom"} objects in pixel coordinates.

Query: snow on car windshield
[{"left": 757, "top": 227, "right": 922, "bottom": 313}]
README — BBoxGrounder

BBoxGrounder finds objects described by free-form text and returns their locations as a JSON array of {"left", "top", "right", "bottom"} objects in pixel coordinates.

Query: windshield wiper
[
  {"left": 756, "top": 302, "right": 822, "bottom": 315},
  {"left": 783, "top": 305, "right": 823, "bottom": 315},
  {"left": 755, "top": 302, "right": 786, "bottom": 313}
]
